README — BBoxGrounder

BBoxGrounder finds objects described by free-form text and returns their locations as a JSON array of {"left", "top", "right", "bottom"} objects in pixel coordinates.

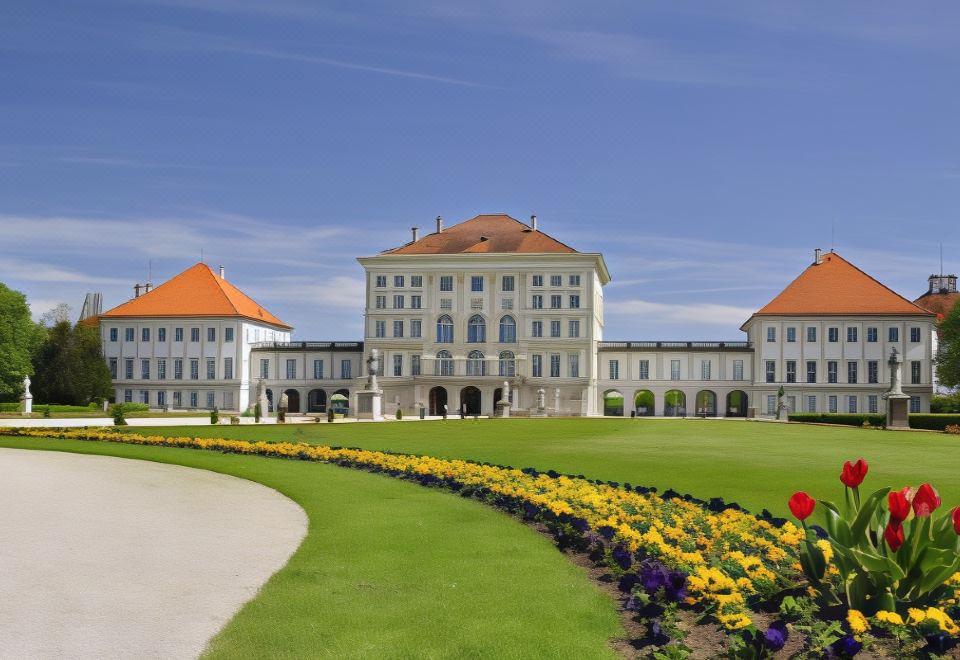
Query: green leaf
[
  {"left": 849, "top": 548, "right": 906, "bottom": 582},
  {"left": 800, "top": 540, "right": 826, "bottom": 583},
  {"left": 916, "top": 560, "right": 960, "bottom": 597},
  {"left": 819, "top": 500, "right": 852, "bottom": 546},
  {"left": 850, "top": 487, "right": 890, "bottom": 546}
]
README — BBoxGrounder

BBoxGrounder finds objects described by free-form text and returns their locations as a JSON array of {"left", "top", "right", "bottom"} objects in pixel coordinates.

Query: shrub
[
  {"left": 112, "top": 405, "right": 127, "bottom": 426},
  {"left": 254, "top": 402, "right": 262, "bottom": 423},
  {"left": 43, "top": 405, "right": 50, "bottom": 418},
  {"left": 908, "top": 414, "right": 960, "bottom": 431},
  {"left": 210, "top": 407, "right": 219, "bottom": 425},
  {"left": 396, "top": 408, "right": 403, "bottom": 420},
  {"left": 327, "top": 408, "right": 334, "bottom": 423},
  {"left": 945, "top": 424, "right": 960, "bottom": 435},
  {"left": 931, "top": 393, "right": 960, "bottom": 413},
  {"left": 788, "top": 413, "right": 886, "bottom": 427}
]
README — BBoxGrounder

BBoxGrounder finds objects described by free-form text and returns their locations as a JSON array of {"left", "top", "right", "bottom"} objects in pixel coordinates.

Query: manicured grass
[
  {"left": 0, "top": 435, "right": 621, "bottom": 659},
  {"left": 134, "top": 418, "right": 960, "bottom": 520}
]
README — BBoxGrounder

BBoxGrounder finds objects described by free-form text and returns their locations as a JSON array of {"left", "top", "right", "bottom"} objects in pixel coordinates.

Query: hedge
[
  {"left": 787, "top": 413, "right": 886, "bottom": 427},
  {"left": 0, "top": 402, "right": 101, "bottom": 413},
  {"left": 907, "top": 414, "right": 960, "bottom": 431}
]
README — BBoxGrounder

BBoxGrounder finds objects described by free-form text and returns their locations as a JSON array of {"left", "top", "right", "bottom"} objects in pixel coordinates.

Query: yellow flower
[
  {"left": 875, "top": 610, "right": 904, "bottom": 626},
  {"left": 908, "top": 608, "right": 926, "bottom": 625},
  {"left": 847, "top": 609, "right": 869, "bottom": 635}
]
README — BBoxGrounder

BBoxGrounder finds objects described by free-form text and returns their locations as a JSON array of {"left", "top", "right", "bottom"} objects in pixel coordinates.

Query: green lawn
[
  {"left": 0, "top": 435, "right": 621, "bottom": 659},
  {"left": 134, "top": 418, "right": 960, "bottom": 519}
]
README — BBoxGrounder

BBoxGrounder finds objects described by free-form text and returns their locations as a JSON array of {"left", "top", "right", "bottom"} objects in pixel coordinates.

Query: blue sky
[{"left": 1, "top": 1, "right": 958, "bottom": 340}]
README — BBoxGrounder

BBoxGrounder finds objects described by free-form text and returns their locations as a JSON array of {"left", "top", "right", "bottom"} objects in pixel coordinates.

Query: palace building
[{"left": 91, "top": 214, "right": 937, "bottom": 417}]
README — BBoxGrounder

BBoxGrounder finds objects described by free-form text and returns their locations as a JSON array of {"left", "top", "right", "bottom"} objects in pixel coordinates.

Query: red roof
[
  {"left": 914, "top": 291, "right": 959, "bottom": 320},
  {"left": 751, "top": 252, "right": 933, "bottom": 318},
  {"left": 382, "top": 214, "right": 577, "bottom": 255},
  {"left": 99, "top": 263, "right": 292, "bottom": 329}
]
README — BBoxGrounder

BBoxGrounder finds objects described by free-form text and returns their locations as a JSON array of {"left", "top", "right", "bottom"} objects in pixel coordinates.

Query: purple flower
[
  {"left": 617, "top": 573, "right": 641, "bottom": 593},
  {"left": 612, "top": 546, "right": 632, "bottom": 570},
  {"left": 764, "top": 621, "right": 788, "bottom": 652},
  {"left": 829, "top": 635, "right": 862, "bottom": 657},
  {"left": 648, "top": 620, "right": 670, "bottom": 646},
  {"left": 597, "top": 525, "right": 616, "bottom": 540},
  {"left": 664, "top": 569, "right": 688, "bottom": 602},
  {"left": 638, "top": 559, "right": 669, "bottom": 594}
]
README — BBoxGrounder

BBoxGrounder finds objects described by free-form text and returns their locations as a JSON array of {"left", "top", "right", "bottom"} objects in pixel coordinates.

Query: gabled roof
[
  {"left": 748, "top": 252, "right": 933, "bottom": 321},
  {"left": 99, "top": 263, "right": 292, "bottom": 329},
  {"left": 914, "top": 291, "right": 959, "bottom": 320},
  {"left": 382, "top": 214, "right": 577, "bottom": 255}
]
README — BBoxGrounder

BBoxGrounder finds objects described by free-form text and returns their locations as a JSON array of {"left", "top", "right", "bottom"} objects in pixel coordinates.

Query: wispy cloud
[{"left": 606, "top": 299, "right": 756, "bottom": 327}]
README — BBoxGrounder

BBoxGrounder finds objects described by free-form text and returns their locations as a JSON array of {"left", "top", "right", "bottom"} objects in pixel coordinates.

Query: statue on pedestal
[
  {"left": 256, "top": 378, "right": 270, "bottom": 417},
  {"left": 888, "top": 347, "right": 903, "bottom": 395},
  {"left": 22, "top": 375, "right": 33, "bottom": 415},
  {"left": 884, "top": 347, "right": 911, "bottom": 429},
  {"left": 537, "top": 387, "right": 546, "bottom": 411},
  {"left": 366, "top": 349, "right": 381, "bottom": 392}
]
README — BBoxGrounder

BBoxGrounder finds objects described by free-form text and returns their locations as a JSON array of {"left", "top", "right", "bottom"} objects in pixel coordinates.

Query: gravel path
[{"left": 0, "top": 448, "right": 307, "bottom": 659}]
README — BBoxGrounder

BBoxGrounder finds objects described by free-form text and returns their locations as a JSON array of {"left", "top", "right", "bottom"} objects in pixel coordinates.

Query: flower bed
[{"left": 2, "top": 427, "right": 958, "bottom": 657}]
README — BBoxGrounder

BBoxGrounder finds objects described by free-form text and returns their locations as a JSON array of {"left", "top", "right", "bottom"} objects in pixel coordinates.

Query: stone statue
[
  {"left": 256, "top": 378, "right": 270, "bottom": 417},
  {"left": 366, "top": 349, "right": 380, "bottom": 391},
  {"left": 22, "top": 375, "right": 33, "bottom": 415},
  {"left": 888, "top": 347, "right": 903, "bottom": 395},
  {"left": 279, "top": 392, "right": 289, "bottom": 412},
  {"left": 500, "top": 380, "right": 510, "bottom": 403},
  {"left": 537, "top": 387, "right": 546, "bottom": 410}
]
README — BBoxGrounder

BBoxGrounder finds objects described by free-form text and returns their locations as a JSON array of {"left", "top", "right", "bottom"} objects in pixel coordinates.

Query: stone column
[{"left": 883, "top": 347, "right": 911, "bottom": 430}]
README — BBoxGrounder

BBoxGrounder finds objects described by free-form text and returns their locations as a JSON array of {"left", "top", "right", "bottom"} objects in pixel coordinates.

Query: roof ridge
[{"left": 828, "top": 252, "right": 932, "bottom": 315}]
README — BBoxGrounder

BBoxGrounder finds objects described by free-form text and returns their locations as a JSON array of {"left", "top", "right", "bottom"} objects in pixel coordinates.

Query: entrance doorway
[
  {"left": 429, "top": 386, "right": 448, "bottom": 416},
  {"left": 460, "top": 386, "right": 482, "bottom": 415}
]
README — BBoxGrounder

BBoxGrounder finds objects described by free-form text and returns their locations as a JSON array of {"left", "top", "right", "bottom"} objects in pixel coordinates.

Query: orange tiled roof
[
  {"left": 382, "top": 214, "right": 577, "bottom": 255},
  {"left": 914, "top": 291, "right": 959, "bottom": 320},
  {"left": 752, "top": 252, "right": 933, "bottom": 318},
  {"left": 99, "top": 263, "right": 292, "bottom": 329}
]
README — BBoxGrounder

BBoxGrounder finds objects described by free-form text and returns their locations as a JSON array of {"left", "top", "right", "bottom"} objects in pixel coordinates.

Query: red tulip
[
  {"left": 789, "top": 491, "right": 816, "bottom": 521},
  {"left": 840, "top": 459, "right": 868, "bottom": 488},
  {"left": 911, "top": 483, "right": 941, "bottom": 518},
  {"left": 952, "top": 506, "right": 960, "bottom": 535},
  {"left": 884, "top": 521, "right": 905, "bottom": 551},
  {"left": 888, "top": 490, "right": 911, "bottom": 523}
]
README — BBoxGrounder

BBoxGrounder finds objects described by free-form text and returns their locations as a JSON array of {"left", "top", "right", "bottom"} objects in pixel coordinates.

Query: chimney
[
  {"left": 411, "top": 227, "right": 419, "bottom": 242},
  {"left": 144, "top": 282, "right": 152, "bottom": 293},
  {"left": 134, "top": 283, "right": 142, "bottom": 298},
  {"left": 436, "top": 216, "right": 443, "bottom": 233},
  {"left": 530, "top": 214, "right": 538, "bottom": 231},
  {"left": 814, "top": 248, "right": 822, "bottom": 265},
  {"left": 219, "top": 265, "right": 225, "bottom": 280}
]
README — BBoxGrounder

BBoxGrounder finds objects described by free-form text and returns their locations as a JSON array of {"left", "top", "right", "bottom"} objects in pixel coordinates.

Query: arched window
[
  {"left": 467, "top": 315, "right": 486, "bottom": 343},
  {"left": 499, "top": 315, "right": 516, "bottom": 343},
  {"left": 436, "top": 315, "right": 454, "bottom": 343},
  {"left": 467, "top": 350, "right": 486, "bottom": 376},
  {"left": 499, "top": 351, "right": 516, "bottom": 377},
  {"left": 435, "top": 350, "right": 454, "bottom": 376}
]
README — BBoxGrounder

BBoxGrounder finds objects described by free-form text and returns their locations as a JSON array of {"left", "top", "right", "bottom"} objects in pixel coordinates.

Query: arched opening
[
  {"left": 634, "top": 390, "right": 655, "bottom": 416},
  {"left": 436, "top": 315, "right": 454, "bottom": 343},
  {"left": 307, "top": 389, "right": 327, "bottom": 413},
  {"left": 460, "top": 386, "right": 482, "bottom": 415},
  {"left": 265, "top": 388, "right": 274, "bottom": 413},
  {"left": 695, "top": 390, "right": 717, "bottom": 417},
  {"left": 331, "top": 388, "right": 350, "bottom": 415},
  {"left": 499, "top": 315, "right": 516, "bottom": 343},
  {"left": 435, "top": 350, "right": 454, "bottom": 376},
  {"left": 429, "top": 386, "right": 447, "bottom": 416},
  {"left": 726, "top": 390, "right": 748, "bottom": 417},
  {"left": 603, "top": 389, "right": 624, "bottom": 416},
  {"left": 493, "top": 387, "right": 514, "bottom": 406},
  {"left": 664, "top": 390, "right": 686, "bottom": 417},
  {"left": 466, "top": 350, "right": 486, "bottom": 376},
  {"left": 498, "top": 351, "right": 515, "bottom": 377},
  {"left": 283, "top": 389, "right": 301, "bottom": 413},
  {"left": 467, "top": 315, "right": 486, "bottom": 343}
]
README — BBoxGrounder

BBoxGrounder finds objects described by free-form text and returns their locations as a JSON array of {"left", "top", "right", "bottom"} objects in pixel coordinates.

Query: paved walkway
[{"left": 0, "top": 449, "right": 307, "bottom": 659}]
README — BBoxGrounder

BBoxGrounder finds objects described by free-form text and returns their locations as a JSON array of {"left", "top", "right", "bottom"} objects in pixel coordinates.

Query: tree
[
  {"left": 39, "top": 303, "right": 72, "bottom": 328},
  {"left": 32, "top": 320, "right": 112, "bottom": 405},
  {"left": 935, "top": 303, "right": 960, "bottom": 390},
  {"left": 0, "top": 283, "right": 41, "bottom": 401}
]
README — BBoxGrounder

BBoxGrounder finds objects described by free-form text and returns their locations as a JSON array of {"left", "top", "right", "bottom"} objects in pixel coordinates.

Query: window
[
  {"left": 550, "top": 295, "right": 561, "bottom": 309},
  {"left": 224, "top": 357, "right": 233, "bottom": 380},
  {"left": 702, "top": 360, "right": 712, "bottom": 380},
  {"left": 765, "top": 360, "right": 776, "bottom": 383},
  {"left": 550, "top": 275, "right": 562, "bottom": 287},
  {"left": 173, "top": 391, "right": 182, "bottom": 408},
  {"left": 910, "top": 396, "right": 921, "bottom": 413},
  {"left": 868, "top": 361, "right": 878, "bottom": 384},
  {"left": 157, "top": 359, "right": 166, "bottom": 380},
  {"left": 828, "top": 327, "right": 839, "bottom": 342},
  {"left": 501, "top": 298, "right": 513, "bottom": 310},
  {"left": 569, "top": 274, "right": 580, "bottom": 286},
  {"left": 140, "top": 359, "right": 150, "bottom": 379},
  {"left": 393, "top": 295, "right": 404, "bottom": 309},
  {"left": 502, "top": 275, "right": 515, "bottom": 291},
  {"left": 471, "top": 275, "right": 484, "bottom": 292},
  {"left": 848, "top": 396, "right": 857, "bottom": 413},
  {"left": 466, "top": 350, "right": 486, "bottom": 376},
  {"left": 109, "top": 328, "right": 118, "bottom": 342},
  {"left": 889, "top": 327, "right": 899, "bottom": 342},
  {"left": 436, "top": 315, "right": 454, "bottom": 343},
  {"left": 568, "top": 353, "right": 579, "bottom": 377},
  {"left": 467, "top": 315, "right": 486, "bottom": 343},
  {"left": 532, "top": 275, "right": 543, "bottom": 287},
  {"left": 224, "top": 327, "right": 233, "bottom": 342},
  {"left": 532, "top": 321, "right": 543, "bottom": 337},
  {"left": 609, "top": 360, "right": 619, "bottom": 380},
  {"left": 807, "top": 395, "right": 817, "bottom": 413},
  {"left": 393, "top": 354, "right": 403, "bottom": 377},
  {"left": 767, "top": 395, "right": 776, "bottom": 415},
  {"left": 341, "top": 359, "right": 352, "bottom": 379},
  {"left": 140, "top": 390, "right": 149, "bottom": 405},
  {"left": 411, "top": 295, "right": 422, "bottom": 309},
  {"left": 806, "top": 327, "right": 817, "bottom": 342},
  {"left": 157, "top": 391, "right": 166, "bottom": 407},
  {"left": 766, "top": 327, "right": 776, "bottom": 342},
  {"left": 207, "top": 359, "right": 216, "bottom": 379},
  {"left": 847, "top": 327, "right": 858, "bottom": 342},
  {"left": 568, "top": 319, "right": 580, "bottom": 338},
  {"left": 411, "top": 275, "right": 422, "bottom": 288},
  {"left": 910, "top": 327, "right": 921, "bottom": 343},
  {"left": 411, "top": 319, "right": 422, "bottom": 338},
  {"left": 532, "top": 354, "right": 543, "bottom": 377},
  {"left": 375, "top": 275, "right": 387, "bottom": 287},
  {"left": 436, "top": 351, "right": 453, "bottom": 376},
  {"left": 124, "top": 389, "right": 133, "bottom": 403},
  {"left": 806, "top": 361, "right": 817, "bottom": 383},
  {"left": 109, "top": 358, "right": 118, "bottom": 379},
  {"left": 175, "top": 327, "right": 183, "bottom": 342},
  {"left": 911, "top": 361, "right": 921, "bottom": 384},
  {"left": 141, "top": 328, "right": 150, "bottom": 342},
  {"left": 550, "top": 353, "right": 560, "bottom": 378},
  {"left": 375, "top": 320, "right": 386, "bottom": 338},
  {"left": 499, "top": 316, "right": 516, "bottom": 343},
  {"left": 375, "top": 295, "right": 386, "bottom": 309},
  {"left": 260, "top": 359, "right": 269, "bottom": 379},
  {"left": 639, "top": 360, "right": 650, "bottom": 380},
  {"left": 439, "top": 276, "right": 453, "bottom": 291},
  {"left": 207, "top": 328, "right": 216, "bottom": 342},
  {"left": 189, "top": 359, "right": 199, "bottom": 380},
  {"left": 191, "top": 327, "right": 200, "bottom": 342},
  {"left": 550, "top": 320, "right": 561, "bottom": 338},
  {"left": 499, "top": 351, "right": 516, "bottom": 377},
  {"left": 786, "top": 360, "right": 796, "bottom": 383},
  {"left": 569, "top": 295, "right": 580, "bottom": 309},
  {"left": 786, "top": 327, "right": 796, "bottom": 343},
  {"left": 285, "top": 359, "right": 295, "bottom": 379},
  {"left": 847, "top": 361, "right": 857, "bottom": 384},
  {"left": 189, "top": 392, "right": 198, "bottom": 408},
  {"left": 868, "top": 395, "right": 878, "bottom": 413},
  {"left": 124, "top": 359, "right": 133, "bottom": 379},
  {"left": 733, "top": 359, "right": 743, "bottom": 381},
  {"left": 393, "top": 320, "right": 404, "bottom": 338},
  {"left": 206, "top": 392, "right": 215, "bottom": 409},
  {"left": 867, "top": 327, "right": 877, "bottom": 343},
  {"left": 174, "top": 359, "right": 183, "bottom": 380},
  {"left": 828, "top": 361, "right": 838, "bottom": 383},
  {"left": 411, "top": 355, "right": 421, "bottom": 376},
  {"left": 829, "top": 395, "right": 838, "bottom": 413},
  {"left": 671, "top": 359, "right": 681, "bottom": 380},
  {"left": 313, "top": 360, "right": 324, "bottom": 379},
  {"left": 394, "top": 275, "right": 404, "bottom": 288},
  {"left": 125, "top": 327, "right": 134, "bottom": 342},
  {"left": 532, "top": 295, "right": 543, "bottom": 309}
]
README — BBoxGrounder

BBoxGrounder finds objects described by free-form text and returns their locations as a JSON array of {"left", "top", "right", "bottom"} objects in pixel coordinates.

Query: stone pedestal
[
  {"left": 496, "top": 401, "right": 511, "bottom": 418},
  {"left": 22, "top": 394, "right": 32, "bottom": 415},
  {"left": 356, "top": 390, "right": 383, "bottom": 421},
  {"left": 886, "top": 394, "right": 910, "bottom": 430}
]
